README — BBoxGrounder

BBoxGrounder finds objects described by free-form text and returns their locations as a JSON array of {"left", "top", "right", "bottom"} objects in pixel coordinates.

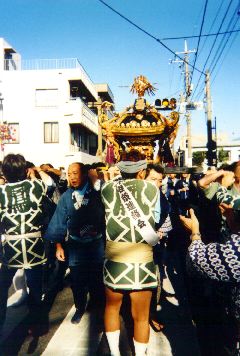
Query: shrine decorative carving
[{"left": 99, "top": 76, "right": 179, "bottom": 163}]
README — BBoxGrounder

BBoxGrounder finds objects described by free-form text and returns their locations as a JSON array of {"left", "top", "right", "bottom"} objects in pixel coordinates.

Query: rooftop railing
[
  {"left": 5, "top": 57, "right": 88, "bottom": 72},
  {"left": 4, "top": 58, "right": 97, "bottom": 99}
]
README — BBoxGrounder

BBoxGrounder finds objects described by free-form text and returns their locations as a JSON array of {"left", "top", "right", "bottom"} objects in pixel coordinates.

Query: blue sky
[{"left": 1, "top": 0, "right": 240, "bottom": 143}]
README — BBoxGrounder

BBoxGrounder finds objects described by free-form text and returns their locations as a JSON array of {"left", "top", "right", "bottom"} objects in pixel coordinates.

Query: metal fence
[
  {"left": 4, "top": 58, "right": 96, "bottom": 95},
  {"left": 4, "top": 58, "right": 92, "bottom": 79}
]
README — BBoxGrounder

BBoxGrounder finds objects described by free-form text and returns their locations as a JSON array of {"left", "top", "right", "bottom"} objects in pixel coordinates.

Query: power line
[
  {"left": 192, "top": 0, "right": 209, "bottom": 71},
  {"left": 160, "top": 29, "right": 240, "bottom": 40},
  {"left": 98, "top": 0, "right": 206, "bottom": 75},
  {"left": 168, "top": 61, "right": 175, "bottom": 95},
  {"left": 195, "top": 16, "right": 238, "bottom": 100},
  {"left": 194, "top": 4, "right": 240, "bottom": 100},
  {"left": 195, "top": 3, "right": 240, "bottom": 99},
  {"left": 210, "top": 19, "right": 239, "bottom": 75},
  {"left": 190, "top": 1, "right": 225, "bottom": 102},
  {"left": 191, "top": 0, "right": 234, "bottom": 100},
  {"left": 195, "top": 83, "right": 205, "bottom": 101},
  {"left": 197, "top": 0, "right": 225, "bottom": 57},
  {"left": 212, "top": 28, "right": 239, "bottom": 85},
  {"left": 208, "top": 7, "right": 239, "bottom": 73},
  {"left": 195, "top": 24, "right": 236, "bottom": 100},
  {"left": 189, "top": 0, "right": 209, "bottom": 93}
]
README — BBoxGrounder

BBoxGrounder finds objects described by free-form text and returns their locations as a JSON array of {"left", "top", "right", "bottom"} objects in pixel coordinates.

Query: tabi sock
[
  {"left": 105, "top": 330, "right": 121, "bottom": 356},
  {"left": 133, "top": 339, "right": 148, "bottom": 356}
]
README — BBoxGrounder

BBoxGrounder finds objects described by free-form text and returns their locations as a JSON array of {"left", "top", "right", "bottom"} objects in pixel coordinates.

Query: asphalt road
[{"left": 0, "top": 253, "right": 201, "bottom": 356}]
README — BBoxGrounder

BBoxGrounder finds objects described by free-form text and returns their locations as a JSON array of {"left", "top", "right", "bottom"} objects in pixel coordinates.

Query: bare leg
[
  {"left": 104, "top": 287, "right": 124, "bottom": 331},
  {"left": 130, "top": 290, "right": 152, "bottom": 343},
  {"left": 104, "top": 287, "right": 124, "bottom": 356}
]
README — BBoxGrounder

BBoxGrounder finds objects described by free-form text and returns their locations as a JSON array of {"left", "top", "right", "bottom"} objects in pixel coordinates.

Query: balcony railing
[
  {"left": 69, "top": 97, "right": 97, "bottom": 122},
  {"left": 4, "top": 58, "right": 97, "bottom": 98},
  {"left": 65, "top": 98, "right": 98, "bottom": 135},
  {"left": 5, "top": 57, "right": 88, "bottom": 72},
  {"left": 82, "top": 102, "right": 97, "bottom": 124}
]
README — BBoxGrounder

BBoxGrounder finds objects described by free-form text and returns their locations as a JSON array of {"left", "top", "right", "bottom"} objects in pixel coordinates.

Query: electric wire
[
  {"left": 160, "top": 28, "right": 240, "bottom": 40},
  {"left": 194, "top": 3, "right": 239, "bottom": 100},
  {"left": 191, "top": 0, "right": 234, "bottom": 100},
  {"left": 188, "top": 0, "right": 209, "bottom": 95},
  {"left": 168, "top": 88, "right": 182, "bottom": 98},
  {"left": 194, "top": 82, "right": 205, "bottom": 101},
  {"left": 197, "top": 0, "right": 225, "bottom": 57},
  {"left": 208, "top": 12, "right": 239, "bottom": 73},
  {"left": 98, "top": 0, "right": 206, "bottom": 75},
  {"left": 190, "top": 1, "right": 225, "bottom": 101},
  {"left": 168, "top": 61, "right": 175, "bottom": 95},
  {"left": 98, "top": 0, "right": 239, "bottom": 105},
  {"left": 212, "top": 27, "right": 239, "bottom": 85},
  {"left": 195, "top": 17, "right": 239, "bottom": 100}
]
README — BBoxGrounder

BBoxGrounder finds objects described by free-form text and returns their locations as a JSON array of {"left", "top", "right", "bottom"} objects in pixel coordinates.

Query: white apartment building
[{"left": 0, "top": 38, "right": 114, "bottom": 167}]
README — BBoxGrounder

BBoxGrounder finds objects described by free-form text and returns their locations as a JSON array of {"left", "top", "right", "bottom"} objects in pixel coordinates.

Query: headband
[{"left": 117, "top": 160, "right": 147, "bottom": 174}]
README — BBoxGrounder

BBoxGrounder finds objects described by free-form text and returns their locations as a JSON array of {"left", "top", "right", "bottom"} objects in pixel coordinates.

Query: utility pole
[
  {"left": 171, "top": 40, "right": 195, "bottom": 166},
  {"left": 205, "top": 70, "right": 217, "bottom": 167}
]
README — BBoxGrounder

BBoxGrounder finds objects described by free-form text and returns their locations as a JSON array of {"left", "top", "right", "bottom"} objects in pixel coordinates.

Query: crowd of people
[{"left": 0, "top": 151, "right": 240, "bottom": 355}]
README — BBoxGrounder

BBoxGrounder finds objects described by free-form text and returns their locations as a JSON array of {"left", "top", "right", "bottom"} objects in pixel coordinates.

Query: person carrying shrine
[
  {"left": 0, "top": 154, "right": 50, "bottom": 335},
  {"left": 44, "top": 162, "right": 105, "bottom": 324},
  {"left": 101, "top": 150, "right": 160, "bottom": 356}
]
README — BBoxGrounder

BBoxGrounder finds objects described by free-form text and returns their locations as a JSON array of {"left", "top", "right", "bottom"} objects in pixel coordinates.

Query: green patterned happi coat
[
  {"left": 101, "top": 179, "right": 159, "bottom": 290},
  {"left": 0, "top": 179, "right": 47, "bottom": 268}
]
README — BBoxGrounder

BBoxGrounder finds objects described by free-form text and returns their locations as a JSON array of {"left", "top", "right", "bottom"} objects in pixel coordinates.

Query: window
[
  {"left": 36, "top": 89, "right": 58, "bottom": 107},
  {"left": 44, "top": 122, "right": 59, "bottom": 143},
  {"left": 5, "top": 123, "right": 20, "bottom": 144},
  {"left": 89, "top": 134, "right": 97, "bottom": 155},
  {"left": 70, "top": 124, "right": 89, "bottom": 152}
]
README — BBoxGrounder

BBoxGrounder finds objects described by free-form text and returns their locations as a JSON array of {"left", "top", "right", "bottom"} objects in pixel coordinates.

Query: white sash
[{"left": 116, "top": 181, "right": 159, "bottom": 246}]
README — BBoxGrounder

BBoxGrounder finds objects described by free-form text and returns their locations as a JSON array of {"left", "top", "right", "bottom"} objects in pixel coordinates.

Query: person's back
[
  {"left": 0, "top": 179, "right": 47, "bottom": 235},
  {"left": 0, "top": 154, "right": 48, "bottom": 336},
  {"left": 101, "top": 151, "right": 160, "bottom": 356},
  {"left": 102, "top": 178, "right": 157, "bottom": 243},
  {"left": 0, "top": 155, "right": 47, "bottom": 268}
]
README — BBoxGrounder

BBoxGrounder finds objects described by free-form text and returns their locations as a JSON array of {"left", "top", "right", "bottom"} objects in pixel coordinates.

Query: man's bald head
[{"left": 68, "top": 162, "right": 87, "bottom": 188}]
